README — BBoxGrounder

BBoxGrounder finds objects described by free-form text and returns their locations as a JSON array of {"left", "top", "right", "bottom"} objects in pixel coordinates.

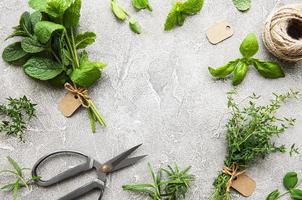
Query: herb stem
[
  {"left": 70, "top": 30, "right": 80, "bottom": 68},
  {"left": 88, "top": 100, "right": 106, "bottom": 127}
]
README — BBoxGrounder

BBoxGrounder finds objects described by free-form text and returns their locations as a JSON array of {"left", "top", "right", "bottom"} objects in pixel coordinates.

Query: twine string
[
  {"left": 223, "top": 163, "right": 246, "bottom": 192},
  {"left": 64, "top": 83, "right": 90, "bottom": 108}
]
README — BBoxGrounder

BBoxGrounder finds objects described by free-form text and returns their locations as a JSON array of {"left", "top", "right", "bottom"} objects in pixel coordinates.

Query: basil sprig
[{"left": 208, "top": 33, "right": 285, "bottom": 86}]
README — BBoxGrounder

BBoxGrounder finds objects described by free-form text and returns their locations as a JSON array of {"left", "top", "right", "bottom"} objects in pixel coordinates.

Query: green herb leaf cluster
[
  {"left": 266, "top": 172, "right": 302, "bottom": 200},
  {"left": 232, "top": 0, "right": 251, "bottom": 12},
  {"left": 208, "top": 33, "right": 285, "bottom": 86},
  {"left": 123, "top": 163, "right": 194, "bottom": 199},
  {"left": 111, "top": 0, "right": 143, "bottom": 34},
  {"left": 2, "top": 0, "right": 107, "bottom": 132},
  {"left": 0, "top": 156, "right": 40, "bottom": 200},
  {"left": 0, "top": 96, "right": 36, "bottom": 141},
  {"left": 164, "top": 0, "right": 204, "bottom": 31},
  {"left": 210, "top": 90, "right": 299, "bottom": 200}
]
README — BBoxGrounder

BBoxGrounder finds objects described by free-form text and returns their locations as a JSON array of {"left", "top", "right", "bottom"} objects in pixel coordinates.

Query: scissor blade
[
  {"left": 111, "top": 155, "right": 147, "bottom": 172},
  {"left": 104, "top": 144, "right": 143, "bottom": 168}
]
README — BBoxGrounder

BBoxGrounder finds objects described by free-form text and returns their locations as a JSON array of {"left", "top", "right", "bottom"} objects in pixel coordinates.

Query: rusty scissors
[{"left": 32, "top": 144, "right": 146, "bottom": 200}]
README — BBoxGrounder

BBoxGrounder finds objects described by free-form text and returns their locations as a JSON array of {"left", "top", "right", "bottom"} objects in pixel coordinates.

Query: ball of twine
[{"left": 263, "top": 4, "right": 302, "bottom": 62}]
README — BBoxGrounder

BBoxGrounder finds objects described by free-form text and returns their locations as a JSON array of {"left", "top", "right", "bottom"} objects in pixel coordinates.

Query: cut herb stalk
[{"left": 210, "top": 90, "right": 299, "bottom": 200}]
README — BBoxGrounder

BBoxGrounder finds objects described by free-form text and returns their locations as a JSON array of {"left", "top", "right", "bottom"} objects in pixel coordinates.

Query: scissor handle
[
  {"left": 58, "top": 180, "right": 105, "bottom": 200},
  {"left": 32, "top": 151, "right": 94, "bottom": 187}
]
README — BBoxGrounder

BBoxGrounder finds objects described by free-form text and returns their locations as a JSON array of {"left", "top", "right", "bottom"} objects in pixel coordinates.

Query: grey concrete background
[{"left": 1, "top": 0, "right": 302, "bottom": 199}]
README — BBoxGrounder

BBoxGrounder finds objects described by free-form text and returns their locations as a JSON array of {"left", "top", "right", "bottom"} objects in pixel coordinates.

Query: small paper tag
[
  {"left": 231, "top": 174, "right": 256, "bottom": 197},
  {"left": 58, "top": 92, "right": 82, "bottom": 117},
  {"left": 206, "top": 20, "right": 234, "bottom": 44}
]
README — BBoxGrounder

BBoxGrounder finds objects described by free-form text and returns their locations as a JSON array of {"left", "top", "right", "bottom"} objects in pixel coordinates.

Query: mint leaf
[
  {"left": 111, "top": 0, "right": 128, "bottom": 21},
  {"left": 266, "top": 189, "right": 280, "bottom": 200},
  {"left": 29, "top": 0, "right": 48, "bottom": 12},
  {"left": 232, "top": 60, "right": 249, "bottom": 85},
  {"left": 64, "top": 0, "right": 82, "bottom": 28},
  {"left": 49, "top": 72, "right": 69, "bottom": 87},
  {"left": 240, "top": 33, "right": 259, "bottom": 58},
  {"left": 283, "top": 172, "right": 298, "bottom": 190},
  {"left": 232, "top": 0, "right": 251, "bottom": 11},
  {"left": 75, "top": 32, "right": 96, "bottom": 49},
  {"left": 21, "top": 37, "right": 45, "bottom": 53},
  {"left": 253, "top": 59, "right": 285, "bottom": 79},
  {"left": 30, "top": 11, "right": 42, "bottom": 29},
  {"left": 129, "top": 18, "right": 142, "bottom": 34},
  {"left": 45, "top": 0, "right": 74, "bottom": 18},
  {"left": 208, "top": 60, "right": 237, "bottom": 78},
  {"left": 132, "top": 0, "right": 152, "bottom": 11},
  {"left": 23, "top": 57, "right": 64, "bottom": 80},
  {"left": 180, "top": 0, "right": 204, "bottom": 14},
  {"left": 290, "top": 188, "right": 302, "bottom": 199},
  {"left": 2, "top": 42, "right": 28, "bottom": 63},
  {"left": 34, "top": 21, "right": 64, "bottom": 43}
]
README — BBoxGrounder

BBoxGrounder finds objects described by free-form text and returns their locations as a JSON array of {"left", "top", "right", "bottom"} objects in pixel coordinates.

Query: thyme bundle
[{"left": 210, "top": 90, "right": 299, "bottom": 200}]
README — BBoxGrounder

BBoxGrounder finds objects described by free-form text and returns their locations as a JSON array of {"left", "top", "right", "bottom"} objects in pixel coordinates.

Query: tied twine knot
[
  {"left": 64, "top": 83, "right": 90, "bottom": 108},
  {"left": 223, "top": 163, "right": 246, "bottom": 192}
]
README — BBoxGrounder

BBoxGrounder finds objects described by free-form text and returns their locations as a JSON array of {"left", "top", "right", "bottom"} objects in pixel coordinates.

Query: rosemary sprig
[
  {"left": 0, "top": 96, "right": 36, "bottom": 141},
  {"left": 123, "top": 163, "right": 195, "bottom": 200},
  {"left": 0, "top": 156, "right": 40, "bottom": 200},
  {"left": 210, "top": 90, "right": 299, "bottom": 200}
]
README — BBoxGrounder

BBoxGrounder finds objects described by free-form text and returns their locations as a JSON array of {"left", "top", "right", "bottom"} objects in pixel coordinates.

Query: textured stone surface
[{"left": 1, "top": 0, "right": 302, "bottom": 199}]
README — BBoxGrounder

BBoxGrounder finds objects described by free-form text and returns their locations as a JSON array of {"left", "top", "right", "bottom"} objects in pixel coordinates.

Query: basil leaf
[
  {"left": 253, "top": 59, "right": 285, "bottom": 79},
  {"left": 283, "top": 172, "right": 298, "bottom": 190},
  {"left": 208, "top": 60, "right": 237, "bottom": 78},
  {"left": 30, "top": 11, "right": 42, "bottom": 29},
  {"left": 232, "top": 61, "right": 249, "bottom": 86},
  {"left": 180, "top": 0, "right": 204, "bottom": 15},
  {"left": 64, "top": 0, "right": 82, "bottom": 28},
  {"left": 75, "top": 32, "right": 96, "bottom": 49},
  {"left": 2, "top": 42, "right": 28, "bottom": 63},
  {"left": 232, "top": 0, "right": 251, "bottom": 11},
  {"left": 49, "top": 72, "right": 69, "bottom": 87},
  {"left": 132, "top": 0, "right": 152, "bottom": 11},
  {"left": 129, "top": 18, "right": 142, "bottom": 34},
  {"left": 164, "top": 3, "right": 183, "bottom": 31},
  {"left": 266, "top": 189, "right": 280, "bottom": 200},
  {"left": 21, "top": 37, "right": 45, "bottom": 53},
  {"left": 34, "top": 21, "right": 64, "bottom": 44},
  {"left": 111, "top": 0, "right": 128, "bottom": 21},
  {"left": 240, "top": 33, "right": 259, "bottom": 58},
  {"left": 70, "top": 51, "right": 102, "bottom": 87},
  {"left": 23, "top": 57, "right": 63, "bottom": 80},
  {"left": 290, "top": 188, "right": 302, "bottom": 199}
]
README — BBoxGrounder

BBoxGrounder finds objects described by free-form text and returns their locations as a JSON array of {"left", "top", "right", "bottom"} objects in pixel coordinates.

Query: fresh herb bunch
[
  {"left": 0, "top": 156, "right": 40, "bottom": 200},
  {"left": 232, "top": 0, "right": 251, "bottom": 12},
  {"left": 2, "top": 0, "right": 107, "bottom": 132},
  {"left": 267, "top": 171, "right": 302, "bottom": 200},
  {"left": 111, "top": 0, "right": 143, "bottom": 34},
  {"left": 208, "top": 33, "right": 285, "bottom": 86},
  {"left": 164, "top": 0, "right": 204, "bottom": 31},
  {"left": 0, "top": 96, "right": 36, "bottom": 141},
  {"left": 123, "top": 163, "right": 195, "bottom": 199},
  {"left": 210, "top": 90, "right": 299, "bottom": 200}
]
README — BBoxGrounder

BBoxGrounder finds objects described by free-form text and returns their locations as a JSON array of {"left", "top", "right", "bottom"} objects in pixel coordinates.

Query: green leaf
[
  {"left": 21, "top": 37, "right": 45, "bottom": 53},
  {"left": 232, "top": 61, "right": 249, "bottom": 86},
  {"left": 253, "top": 59, "right": 285, "bottom": 79},
  {"left": 64, "top": 0, "right": 82, "bottom": 28},
  {"left": 20, "top": 12, "right": 33, "bottom": 35},
  {"left": 75, "top": 32, "right": 96, "bottom": 49},
  {"left": 29, "top": 0, "right": 48, "bottom": 12},
  {"left": 239, "top": 33, "right": 259, "bottom": 58},
  {"left": 180, "top": 0, "right": 204, "bottom": 15},
  {"left": 122, "top": 184, "right": 155, "bottom": 195},
  {"left": 7, "top": 157, "right": 22, "bottom": 177},
  {"left": 164, "top": 3, "right": 184, "bottom": 31},
  {"left": 129, "top": 18, "right": 142, "bottom": 34},
  {"left": 290, "top": 188, "right": 302, "bottom": 199},
  {"left": 283, "top": 172, "right": 298, "bottom": 190},
  {"left": 46, "top": 0, "right": 74, "bottom": 18},
  {"left": 111, "top": 0, "right": 128, "bottom": 21},
  {"left": 34, "top": 21, "right": 65, "bottom": 44},
  {"left": 70, "top": 51, "right": 101, "bottom": 87},
  {"left": 48, "top": 72, "right": 69, "bottom": 87},
  {"left": 30, "top": 11, "right": 42, "bottom": 29},
  {"left": 208, "top": 60, "right": 237, "bottom": 78},
  {"left": 266, "top": 189, "right": 280, "bottom": 200},
  {"left": 23, "top": 57, "right": 64, "bottom": 80},
  {"left": 2, "top": 42, "right": 28, "bottom": 63},
  {"left": 232, "top": 0, "right": 251, "bottom": 11},
  {"left": 1, "top": 183, "right": 15, "bottom": 191},
  {"left": 131, "top": 0, "right": 152, "bottom": 11},
  {"left": 12, "top": 181, "right": 20, "bottom": 200}
]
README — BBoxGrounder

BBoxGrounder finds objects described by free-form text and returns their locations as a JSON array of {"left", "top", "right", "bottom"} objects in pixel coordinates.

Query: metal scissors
[{"left": 32, "top": 144, "right": 146, "bottom": 200}]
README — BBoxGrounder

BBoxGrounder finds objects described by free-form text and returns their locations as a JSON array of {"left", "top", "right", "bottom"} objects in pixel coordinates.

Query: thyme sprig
[
  {"left": 0, "top": 96, "right": 36, "bottom": 141},
  {"left": 123, "top": 163, "right": 195, "bottom": 200},
  {"left": 210, "top": 90, "right": 299, "bottom": 200}
]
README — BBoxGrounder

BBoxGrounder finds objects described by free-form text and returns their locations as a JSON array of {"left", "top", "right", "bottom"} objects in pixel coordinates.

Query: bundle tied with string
[{"left": 263, "top": 4, "right": 302, "bottom": 62}]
